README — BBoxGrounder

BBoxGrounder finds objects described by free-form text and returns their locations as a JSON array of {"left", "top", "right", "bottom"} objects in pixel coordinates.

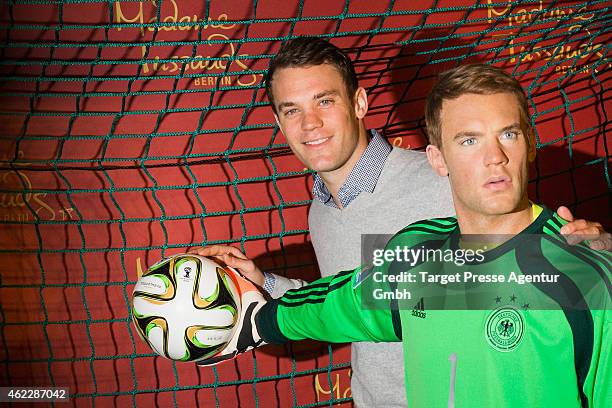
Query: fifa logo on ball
[{"left": 131, "top": 254, "right": 242, "bottom": 362}]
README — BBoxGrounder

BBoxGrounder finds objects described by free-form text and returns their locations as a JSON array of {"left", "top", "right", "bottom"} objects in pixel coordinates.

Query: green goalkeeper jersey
[{"left": 256, "top": 206, "right": 611, "bottom": 407}]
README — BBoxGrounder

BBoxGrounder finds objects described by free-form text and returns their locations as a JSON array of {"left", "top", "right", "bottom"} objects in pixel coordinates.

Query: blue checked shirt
[{"left": 312, "top": 129, "right": 392, "bottom": 208}]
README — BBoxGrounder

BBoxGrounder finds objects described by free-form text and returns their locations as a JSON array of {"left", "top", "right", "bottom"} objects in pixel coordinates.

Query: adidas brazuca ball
[{"left": 131, "top": 254, "right": 241, "bottom": 362}]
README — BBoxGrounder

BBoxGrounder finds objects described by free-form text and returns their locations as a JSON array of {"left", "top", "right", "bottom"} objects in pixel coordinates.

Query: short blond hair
[{"left": 425, "top": 64, "right": 531, "bottom": 147}]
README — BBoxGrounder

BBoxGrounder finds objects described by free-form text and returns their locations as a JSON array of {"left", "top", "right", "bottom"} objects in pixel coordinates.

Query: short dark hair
[
  {"left": 264, "top": 37, "right": 358, "bottom": 112},
  {"left": 425, "top": 64, "right": 531, "bottom": 147}
]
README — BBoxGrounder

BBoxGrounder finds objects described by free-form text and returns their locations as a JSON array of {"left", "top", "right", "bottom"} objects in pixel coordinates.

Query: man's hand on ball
[
  {"left": 188, "top": 245, "right": 266, "bottom": 286},
  {"left": 197, "top": 264, "right": 268, "bottom": 366},
  {"left": 556, "top": 206, "right": 611, "bottom": 250}
]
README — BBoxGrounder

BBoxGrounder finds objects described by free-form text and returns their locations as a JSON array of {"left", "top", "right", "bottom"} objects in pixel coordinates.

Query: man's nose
[{"left": 301, "top": 110, "right": 323, "bottom": 131}]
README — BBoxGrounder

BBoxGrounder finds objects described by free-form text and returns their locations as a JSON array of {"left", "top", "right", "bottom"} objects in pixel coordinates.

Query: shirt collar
[{"left": 312, "top": 129, "right": 392, "bottom": 208}]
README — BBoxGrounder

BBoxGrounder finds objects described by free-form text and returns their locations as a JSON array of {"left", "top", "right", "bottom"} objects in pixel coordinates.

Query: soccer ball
[{"left": 131, "top": 254, "right": 241, "bottom": 362}]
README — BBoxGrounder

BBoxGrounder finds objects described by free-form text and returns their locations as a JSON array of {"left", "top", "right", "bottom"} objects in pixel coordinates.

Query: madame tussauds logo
[
  {"left": 486, "top": 0, "right": 605, "bottom": 75},
  {"left": 485, "top": 307, "right": 525, "bottom": 352}
]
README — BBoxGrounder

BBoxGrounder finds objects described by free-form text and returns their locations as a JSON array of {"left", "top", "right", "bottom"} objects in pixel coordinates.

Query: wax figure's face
[
  {"left": 427, "top": 92, "right": 535, "bottom": 219},
  {"left": 271, "top": 64, "right": 368, "bottom": 178}
]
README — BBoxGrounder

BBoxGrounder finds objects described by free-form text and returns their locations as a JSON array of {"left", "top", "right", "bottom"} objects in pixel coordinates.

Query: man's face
[
  {"left": 427, "top": 92, "right": 535, "bottom": 220},
  {"left": 271, "top": 64, "right": 368, "bottom": 179}
]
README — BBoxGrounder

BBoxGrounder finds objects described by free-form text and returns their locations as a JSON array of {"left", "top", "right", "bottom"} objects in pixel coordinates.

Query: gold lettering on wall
[
  {"left": 115, "top": 0, "right": 235, "bottom": 36},
  {"left": 114, "top": 1, "right": 261, "bottom": 87},
  {"left": 0, "top": 152, "right": 73, "bottom": 222},
  {"left": 314, "top": 370, "right": 351, "bottom": 401},
  {"left": 486, "top": 1, "right": 608, "bottom": 74},
  {"left": 487, "top": 1, "right": 594, "bottom": 26}
]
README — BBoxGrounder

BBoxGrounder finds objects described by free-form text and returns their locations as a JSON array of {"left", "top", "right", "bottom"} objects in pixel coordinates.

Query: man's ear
[
  {"left": 426, "top": 144, "right": 449, "bottom": 177},
  {"left": 354, "top": 87, "right": 368, "bottom": 119}
]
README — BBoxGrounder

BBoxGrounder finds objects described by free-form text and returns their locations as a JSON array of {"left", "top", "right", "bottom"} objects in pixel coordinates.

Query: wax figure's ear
[
  {"left": 426, "top": 144, "right": 449, "bottom": 177},
  {"left": 527, "top": 128, "right": 536, "bottom": 162}
]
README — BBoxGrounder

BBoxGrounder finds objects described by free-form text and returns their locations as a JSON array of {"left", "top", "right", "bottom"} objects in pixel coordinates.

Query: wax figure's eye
[
  {"left": 460, "top": 137, "right": 477, "bottom": 146},
  {"left": 501, "top": 130, "right": 519, "bottom": 140}
]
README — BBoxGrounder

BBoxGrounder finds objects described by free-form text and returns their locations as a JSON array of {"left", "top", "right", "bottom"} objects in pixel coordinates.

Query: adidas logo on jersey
[{"left": 411, "top": 297, "right": 426, "bottom": 319}]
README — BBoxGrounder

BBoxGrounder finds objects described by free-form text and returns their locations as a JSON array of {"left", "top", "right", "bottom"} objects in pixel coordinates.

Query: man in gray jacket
[{"left": 191, "top": 37, "right": 610, "bottom": 407}]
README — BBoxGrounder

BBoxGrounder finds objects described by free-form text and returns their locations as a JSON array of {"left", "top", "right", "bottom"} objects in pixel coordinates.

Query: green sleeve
[
  {"left": 256, "top": 267, "right": 401, "bottom": 344},
  {"left": 254, "top": 220, "right": 454, "bottom": 344}
]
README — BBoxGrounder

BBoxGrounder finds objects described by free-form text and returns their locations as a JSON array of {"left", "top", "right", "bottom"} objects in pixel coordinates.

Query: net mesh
[{"left": 0, "top": 0, "right": 610, "bottom": 406}]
